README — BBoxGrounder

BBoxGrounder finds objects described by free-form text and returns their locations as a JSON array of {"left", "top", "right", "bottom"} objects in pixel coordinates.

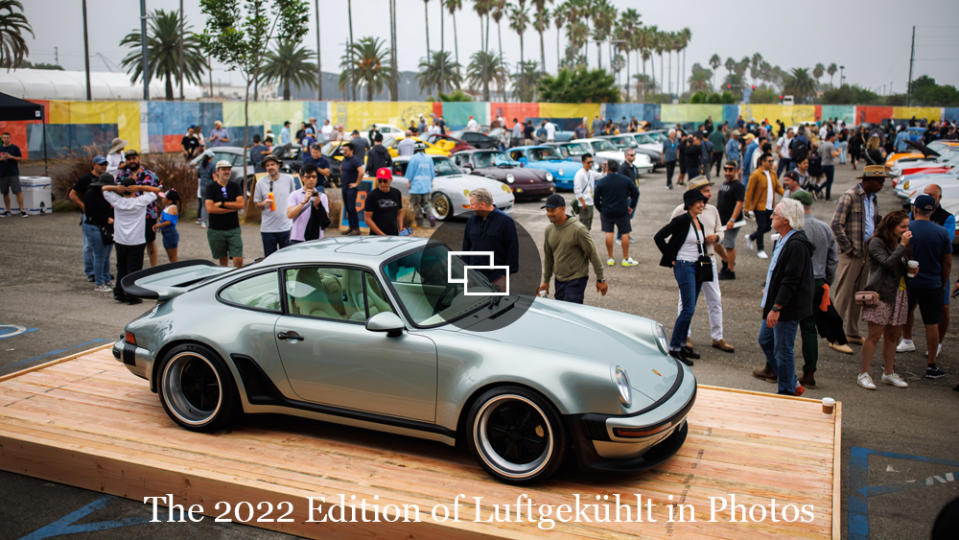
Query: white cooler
[{"left": 1, "top": 176, "right": 52, "bottom": 215}]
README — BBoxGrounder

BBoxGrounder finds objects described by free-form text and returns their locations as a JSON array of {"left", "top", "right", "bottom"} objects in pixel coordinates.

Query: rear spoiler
[{"left": 121, "top": 259, "right": 233, "bottom": 300}]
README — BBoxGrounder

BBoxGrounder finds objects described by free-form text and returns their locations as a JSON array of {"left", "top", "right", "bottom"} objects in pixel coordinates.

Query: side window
[
  {"left": 285, "top": 267, "right": 394, "bottom": 322},
  {"left": 219, "top": 272, "right": 281, "bottom": 312}
]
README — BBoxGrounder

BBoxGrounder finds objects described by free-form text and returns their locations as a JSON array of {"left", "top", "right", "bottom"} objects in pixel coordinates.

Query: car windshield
[
  {"left": 432, "top": 158, "right": 461, "bottom": 176},
  {"left": 530, "top": 147, "right": 561, "bottom": 160},
  {"left": 647, "top": 132, "right": 668, "bottom": 143},
  {"left": 383, "top": 243, "right": 498, "bottom": 327},
  {"left": 590, "top": 139, "right": 617, "bottom": 152},
  {"left": 473, "top": 152, "right": 516, "bottom": 168},
  {"left": 610, "top": 136, "right": 637, "bottom": 148},
  {"left": 635, "top": 134, "right": 656, "bottom": 145},
  {"left": 321, "top": 142, "right": 339, "bottom": 155}
]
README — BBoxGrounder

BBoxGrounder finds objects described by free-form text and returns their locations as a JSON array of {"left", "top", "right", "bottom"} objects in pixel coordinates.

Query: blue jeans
[
  {"left": 342, "top": 188, "right": 359, "bottom": 230},
  {"left": 820, "top": 165, "right": 835, "bottom": 200},
  {"left": 82, "top": 222, "right": 113, "bottom": 285},
  {"left": 81, "top": 219, "right": 94, "bottom": 278},
  {"left": 758, "top": 318, "right": 800, "bottom": 395},
  {"left": 750, "top": 210, "right": 773, "bottom": 251},
  {"left": 670, "top": 261, "right": 702, "bottom": 350},
  {"left": 261, "top": 230, "right": 291, "bottom": 257}
]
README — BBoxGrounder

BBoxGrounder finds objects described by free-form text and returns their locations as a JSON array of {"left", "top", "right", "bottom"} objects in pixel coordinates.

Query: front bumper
[
  {"left": 112, "top": 339, "right": 155, "bottom": 386},
  {"left": 566, "top": 361, "right": 697, "bottom": 472},
  {"left": 513, "top": 183, "right": 555, "bottom": 198}
]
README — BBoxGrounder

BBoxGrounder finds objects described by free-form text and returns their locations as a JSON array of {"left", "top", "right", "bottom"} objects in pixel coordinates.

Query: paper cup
[
  {"left": 822, "top": 397, "right": 835, "bottom": 414},
  {"left": 907, "top": 260, "right": 918, "bottom": 278}
]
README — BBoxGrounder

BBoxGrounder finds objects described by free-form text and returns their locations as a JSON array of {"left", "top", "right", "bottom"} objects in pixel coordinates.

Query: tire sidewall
[{"left": 157, "top": 343, "right": 238, "bottom": 432}]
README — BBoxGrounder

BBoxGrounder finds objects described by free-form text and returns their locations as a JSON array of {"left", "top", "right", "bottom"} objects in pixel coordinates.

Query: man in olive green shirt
[
  {"left": 708, "top": 127, "right": 727, "bottom": 177},
  {"left": 537, "top": 194, "right": 608, "bottom": 304}
]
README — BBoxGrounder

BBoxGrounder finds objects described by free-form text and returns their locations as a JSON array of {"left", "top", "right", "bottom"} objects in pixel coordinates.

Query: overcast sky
[{"left": 20, "top": 0, "right": 959, "bottom": 95}]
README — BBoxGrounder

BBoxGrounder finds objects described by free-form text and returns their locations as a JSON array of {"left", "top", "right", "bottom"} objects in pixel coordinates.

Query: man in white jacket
[{"left": 101, "top": 178, "right": 162, "bottom": 305}]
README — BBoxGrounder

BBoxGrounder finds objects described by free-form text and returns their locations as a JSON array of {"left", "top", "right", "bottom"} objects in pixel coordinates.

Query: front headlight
[
  {"left": 655, "top": 323, "right": 669, "bottom": 354},
  {"left": 463, "top": 189, "right": 471, "bottom": 196},
  {"left": 545, "top": 172, "right": 554, "bottom": 182},
  {"left": 614, "top": 366, "right": 632, "bottom": 407},
  {"left": 501, "top": 184, "right": 512, "bottom": 194},
  {"left": 505, "top": 174, "right": 515, "bottom": 184}
]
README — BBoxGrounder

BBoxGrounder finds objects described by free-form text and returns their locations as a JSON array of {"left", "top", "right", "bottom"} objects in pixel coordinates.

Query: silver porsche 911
[{"left": 113, "top": 237, "right": 696, "bottom": 483}]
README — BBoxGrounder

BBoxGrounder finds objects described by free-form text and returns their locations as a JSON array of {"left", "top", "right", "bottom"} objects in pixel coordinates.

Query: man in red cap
[{"left": 364, "top": 167, "right": 404, "bottom": 236}]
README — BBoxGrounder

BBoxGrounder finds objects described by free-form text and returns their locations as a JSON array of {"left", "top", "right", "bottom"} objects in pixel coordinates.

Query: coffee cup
[
  {"left": 822, "top": 397, "right": 835, "bottom": 415},
  {"left": 907, "top": 260, "right": 918, "bottom": 278}
]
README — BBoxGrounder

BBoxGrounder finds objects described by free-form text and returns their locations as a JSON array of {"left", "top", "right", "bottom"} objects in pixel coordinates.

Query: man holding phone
[
  {"left": 287, "top": 164, "right": 330, "bottom": 243},
  {"left": 204, "top": 160, "right": 244, "bottom": 267}
]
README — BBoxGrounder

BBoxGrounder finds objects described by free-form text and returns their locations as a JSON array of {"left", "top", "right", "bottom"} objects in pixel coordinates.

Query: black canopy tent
[{"left": 0, "top": 92, "right": 47, "bottom": 174}]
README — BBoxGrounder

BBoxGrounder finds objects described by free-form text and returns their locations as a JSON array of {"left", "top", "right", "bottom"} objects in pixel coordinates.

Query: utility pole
[
  {"left": 839, "top": 65, "right": 845, "bottom": 87},
  {"left": 54, "top": 46, "right": 58, "bottom": 65},
  {"left": 178, "top": 0, "right": 184, "bottom": 100},
  {"left": 81, "top": 0, "right": 91, "bottom": 100},
  {"left": 314, "top": 0, "right": 322, "bottom": 100},
  {"left": 906, "top": 25, "right": 915, "bottom": 106},
  {"left": 140, "top": 0, "right": 150, "bottom": 100}
]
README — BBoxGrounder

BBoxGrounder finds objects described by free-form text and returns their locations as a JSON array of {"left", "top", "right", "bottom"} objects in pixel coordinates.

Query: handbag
[
  {"left": 692, "top": 218, "right": 713, "bottom": 283},
  {"left": 854, "top": 290, "right": 879, "bottom": 306}
]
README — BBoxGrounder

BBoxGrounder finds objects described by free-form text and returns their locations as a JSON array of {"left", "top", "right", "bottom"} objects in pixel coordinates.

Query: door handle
[{"left": 277, "top": 330, "right": 304, "bottom": 341}]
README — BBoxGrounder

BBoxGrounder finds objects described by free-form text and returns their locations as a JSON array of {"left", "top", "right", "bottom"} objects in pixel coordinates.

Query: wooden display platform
[{"left": 0, "top": 346, "right": 841, "bottom": 539}]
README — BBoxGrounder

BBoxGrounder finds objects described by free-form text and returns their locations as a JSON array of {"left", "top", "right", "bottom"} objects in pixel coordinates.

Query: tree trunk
[
  {"left": 165, "top": 76, "right": 174, "bottom": 100},
  {"left": 625, "top": 50, "right": 630, "bottom": 101},
  {"left": 424, "top": 2, "right": 430, "bottom": 58},
  {"left": 596, "top": 41, "right": 601, "bottom": 69},
  {"left": 348, "top": 0, "right": 355, "bottom": 101},
  {"left": 315, "top": 0, "right": 322, "bottom": 100},
  {"left": 660, "top": 53, "right": 664, "bottom": 96},
  {"left": 242, "top": 78, "right": 250, "bottom": 221},
  {"left": 284, "top": 78, "right": 291, "bottom": 101},
  {"left": 453, "top": 11, "right": 459, "bottom": 76},
  {"left": 555, "top": 27, "right": 560, "bottom": 72},
  {"left": 439, "top": 0, "right": 444, "bottom": 96},
  {"left": 667, "top": 52, "right": 671, "bottom": 96},
  {"left": 539, "top": 31, "right": 545, "bottom": 73},
  {"left": 390, "top": 0, "right": 398, "bottom": 100}
]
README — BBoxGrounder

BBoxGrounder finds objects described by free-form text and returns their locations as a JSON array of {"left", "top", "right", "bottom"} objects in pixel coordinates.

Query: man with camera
[{"left": 287, "top": 164, "right": 330, "bottom": 243}]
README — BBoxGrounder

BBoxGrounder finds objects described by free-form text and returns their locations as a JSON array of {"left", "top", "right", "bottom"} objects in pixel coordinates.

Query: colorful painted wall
[{"left": 1, "top": 99, "right": 951, "bottom": 159}]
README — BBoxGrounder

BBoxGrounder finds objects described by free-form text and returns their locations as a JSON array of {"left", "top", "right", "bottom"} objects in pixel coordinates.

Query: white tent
[{"left": 0, "top": 69, "right": 204, "bottom": 101}]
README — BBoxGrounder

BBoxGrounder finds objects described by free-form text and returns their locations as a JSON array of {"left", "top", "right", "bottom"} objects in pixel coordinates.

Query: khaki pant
[
  {"left": 833, "top": 252, "right": 869, "bottom": 338},
  {"left": 579, "top": 205, "right": 594, "bottom": 230}
]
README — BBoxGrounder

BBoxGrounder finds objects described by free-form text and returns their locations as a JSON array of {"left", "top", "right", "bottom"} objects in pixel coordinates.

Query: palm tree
[
  {"left": 417, "top": 50, "right": 462, "bottom": 96},
  {"left": 0, "top": 0, "right": 32, "bottom": 68},
  {"left": 338, "top": 36, "right": 394, "bottom": 101},
  {"left": 491, "top": 0, "right": 507, "bottom": 64},
  {"left": 260, "top": 38, "right": 316, "bottom": 101},
  {"left": 347, "top": 0, "right": 355, "bottom": 100},
  {"left": 827, "top": 62, "right": 837, "bottom": 87},
  {"left": 120, "top": 9, "right": 206, "bottom": 100},
  {"left": 750, "top": 52, "right": 762, "bottom": 86},
  {"left": 709, "top": 53, "right": 721, "bottom": 89},
  {"left": 688, "top": 63, "right": 711, "bottom": 94},
  {"left": 444, "top": 0, "right": 462, "bottom": 74},
  {"left": 423, "top": 0, "right": 430, "bottom": 60},
  {"left": 472, "top": 0, "right": 490, "bottom": 54},
  {"left": 552, "top": 3, "right": 565, "bottom": 72},
  {"left": 531, "top": 0, "right": 551, "bottom": 73},
  {"left": 679, "top": 28, "right": 691, "bottom": 97},
  {"left": 508, "top": 3, "right": 529, "bottom": 69},
  {"left": 664, "top": 32, "right": 675, "bottom": 96},
  {"left": 467, "top": 50, "right": 507, "bottom": 101},
  {"left": 813, "top": 62, "right": 825, "bottom": 86},
  {"left": 513, "top": 60, "right": 542, "bottom": 101},
  {"left": 783, "top": 67, "right": 816, "bottom": 103},
  {"left": 590, "top": 0, "right": 615, "bottom": 69}
]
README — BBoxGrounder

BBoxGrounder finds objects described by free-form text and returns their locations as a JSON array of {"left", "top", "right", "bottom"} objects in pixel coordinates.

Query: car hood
[
  {"left": 473, "top": 166, "right": 548, "bottom": 183},
  {"left": 528, "top": 160, "right": 581, "bottom": 178},
  {"left": 434, "top": 174, "right": 515, "bottom": 202},
  {"left": 455, "top": 298, "right": 679, "bottom": 404}
]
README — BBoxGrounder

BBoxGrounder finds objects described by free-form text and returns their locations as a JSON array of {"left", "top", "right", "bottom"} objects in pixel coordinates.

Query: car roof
[
  {"left": 512, "top": 145, "right": 550, "bottom": 151},
  {"left": 262, "top": 236, "right": 428, "bottom": 266}
]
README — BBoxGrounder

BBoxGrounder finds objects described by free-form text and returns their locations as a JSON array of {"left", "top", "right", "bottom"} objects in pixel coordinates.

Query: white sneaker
[
  {"left": 746, "top": 236, "right": 756, "bottom": 251},
  {"left": 607, "top": 258, "right": 615, "bottom": 266},
  {"left": 896, "top": 339, "right": 916, "bottom": 353},
  {"left": 621, "top": 257, "right": 638, "bottom": 267},
  {"left": 94, "top": 284, "right": 112, "bottom": 292},
  {"left": 881, "top": 372, "right": 909, "bottom": 388},
  {"left": 757, "top": 250, "right": 769, "bottom": 259},
  {"left": 857, "top": 372, "right": 877, "bottom": 390}
]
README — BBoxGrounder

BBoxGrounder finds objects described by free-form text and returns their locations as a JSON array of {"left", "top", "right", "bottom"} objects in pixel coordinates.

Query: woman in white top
[
  {"left": 102, "top": 179, "right": 161, "bottom": 304},
  {"left": 106, "top": 137, "right": 126, "bottom": 178}
]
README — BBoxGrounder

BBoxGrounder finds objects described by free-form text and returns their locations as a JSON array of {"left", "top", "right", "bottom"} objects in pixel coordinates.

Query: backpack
[
  {"left": 304, "top": 198, "right": 331, "bottom": 240},
  {"left": 790, "top": 137, "right": 809, "bottom": 163},
  {"left": 807, "top": 150, "right": 822, "bottom": 176}
]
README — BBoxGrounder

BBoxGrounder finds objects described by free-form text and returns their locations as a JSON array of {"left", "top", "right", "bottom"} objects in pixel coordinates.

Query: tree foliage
[
  {"left": 260, "top": 37, "right": 316, "bottom": 101},
  {"left": 466, "top": 50, "right": 507, "bottom": 101},
  {"left": 537, "top": 67, "right": 619, "bottom": 103},
  {"left": 120, "top": 9, "right": 208, "bottom": 100},
  {"left": 907, "top": 75, "right": 959, "bottom": 106},
  {"left": 417, "top": 50, "right": 463, "bottom": 96},
  {"left": 820, "top": 84, "right": 880, "bottom": 105},
  {"left": 338, "top": 37, "right": 394, "bottom": 102},
  {"left": 512, "top": 60, "right": 543, "bottom": 102},
  {"left": 0, "top": 0, "right": 32, "bottom": 69}
]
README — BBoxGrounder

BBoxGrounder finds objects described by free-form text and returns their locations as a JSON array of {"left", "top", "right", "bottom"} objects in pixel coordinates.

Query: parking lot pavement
[{"left": 0, "top": 162, "right": 956, "bottom": 538}]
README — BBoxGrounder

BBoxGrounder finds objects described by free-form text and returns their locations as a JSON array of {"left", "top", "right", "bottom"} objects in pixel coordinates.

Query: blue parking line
[
  {"left": 4, "top": 339, "right": 109, "bottom": 373},
  {"left": 0, "top": 326, "right": 38, "bottom": 340},
  {"left": 19, "top": 495, "right": 152, "bottom": 539},
  {"left": 848, "top": 446, "right": 959, "bottom": 540}
]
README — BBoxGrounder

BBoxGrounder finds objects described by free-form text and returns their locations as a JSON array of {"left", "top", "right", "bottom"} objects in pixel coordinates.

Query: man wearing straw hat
[
  {"left": 830, "top": 164, "right": 891, "bottom": 345},
  {"left": 106, "top": 137, "right": 126, "bottom": 178}
]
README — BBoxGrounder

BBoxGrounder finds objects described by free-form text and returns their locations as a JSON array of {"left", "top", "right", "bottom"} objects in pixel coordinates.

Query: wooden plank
[
  {"left": 831, "top": 402, "right": 842, "bottom": 540},
  {"left": 0, "top": 349, "right": 841, "bottom": 539}
]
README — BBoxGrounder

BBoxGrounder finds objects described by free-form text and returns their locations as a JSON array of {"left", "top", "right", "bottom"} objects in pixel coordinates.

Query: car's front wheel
[
  {"left": 466, "top": 386, "right": 567, "bottom": 483},
  {"left": 432, "top": 192, "right": 452, "bottom": 221},
  {"left": 157, "top": 343, "right": 239, "bottom": 432}
]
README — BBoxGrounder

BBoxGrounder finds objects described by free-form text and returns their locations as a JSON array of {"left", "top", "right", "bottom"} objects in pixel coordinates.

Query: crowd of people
[{"left": 42, "top": 111, "right": 958, "bottom": 395}]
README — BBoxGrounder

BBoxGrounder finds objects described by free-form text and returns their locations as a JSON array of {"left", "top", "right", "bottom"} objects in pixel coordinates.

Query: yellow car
[{"left": 386, "top": 136, "right": 450, "bottom": 158}]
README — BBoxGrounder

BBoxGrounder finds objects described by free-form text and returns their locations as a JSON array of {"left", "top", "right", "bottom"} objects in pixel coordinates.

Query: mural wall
[{"left": 0, "top": 99, "right": 949, "bottom": 159}]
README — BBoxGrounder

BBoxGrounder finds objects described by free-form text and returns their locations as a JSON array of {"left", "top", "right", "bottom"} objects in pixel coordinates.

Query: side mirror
[{"left": 366, "top": 311, "right": 405, "bottom": 337}]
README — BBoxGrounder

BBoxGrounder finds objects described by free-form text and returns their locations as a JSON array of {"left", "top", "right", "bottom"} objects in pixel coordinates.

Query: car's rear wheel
[
  {"left": 432, "top": 193, "right": 452, "bottom": 221},
  {"left": 466, "top": 386, "right": 566, "bottom": 483},
  {"left": 157, "top": 343, "right": 238, "bottom": 432}
]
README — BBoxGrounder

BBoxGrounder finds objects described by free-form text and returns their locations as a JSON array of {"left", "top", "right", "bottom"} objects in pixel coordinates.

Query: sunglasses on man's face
[{"left": 378, "top": 179, "right": 389, "bottom": 184}]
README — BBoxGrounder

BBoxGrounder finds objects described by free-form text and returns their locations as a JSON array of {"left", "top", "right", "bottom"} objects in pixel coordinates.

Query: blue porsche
[{"left": 507, "top": 145, "right": 583, "bottom": 190}]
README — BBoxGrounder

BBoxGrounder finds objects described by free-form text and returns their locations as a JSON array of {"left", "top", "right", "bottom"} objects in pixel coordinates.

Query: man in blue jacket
[
  {"left": 462, "top": 188, "right": 518, "bottom": 292},
  {"left": 594, "top": 161, "right": 640, "bottom": 267}
]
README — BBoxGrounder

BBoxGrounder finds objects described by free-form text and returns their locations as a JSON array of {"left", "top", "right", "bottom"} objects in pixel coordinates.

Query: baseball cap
[
  {"left": 376, "top": 167, "right": 392, "bottom": 180},
  {"left": 913, "top": 194, "right": 936, "bottom": 212},
  {"left": 125, "top": 149, "right": 139, "bottom": 157},
  {"left": 790, "top": 190, "right": 814, "bottom": 207},
  {"left": 723, "top": 160, "right": 739, "bottom": 169},
  {"left": 215, "top": 160, "right": 232, "bottom": 169},
  {"left": 92, "top": 155, "right": 107, "bottom": 165},
  {"left": 541, "top": 194, "right": 566, "bottom": 209}
]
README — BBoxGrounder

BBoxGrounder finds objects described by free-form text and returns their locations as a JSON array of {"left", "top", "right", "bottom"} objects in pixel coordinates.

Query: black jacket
[
  {"left": 366, "top": 144, "right": 393, "bottom": 178},
  {"left": 762, "top": 229, "right": 815, "bottom": 321},
  {"left": 653, "top": 213, "right": 703, "bottom": 268},
  {"left": 594, "top": 173, "right": 639, "bottom": 218}
]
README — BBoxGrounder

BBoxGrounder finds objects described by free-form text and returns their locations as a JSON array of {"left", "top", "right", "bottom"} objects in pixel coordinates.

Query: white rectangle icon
[{"left": 447, "top": 251, "right": 509, "bottom": 296}]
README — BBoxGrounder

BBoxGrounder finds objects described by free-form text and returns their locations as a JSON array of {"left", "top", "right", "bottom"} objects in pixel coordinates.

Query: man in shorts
[
  {"left": 593, "top": 161, "right": 639, "bottom": 267},
  {"left": 0, "top": 131, "right": 25, "bottom": 217},
  {"left": 716, "top": 161, "right": 744, "bottom": 280},
  {"left": 204, "top": 160, "right": 245, "bottom": 267}
]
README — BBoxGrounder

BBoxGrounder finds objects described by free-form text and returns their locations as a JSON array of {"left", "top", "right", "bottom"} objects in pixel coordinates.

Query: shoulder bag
[{"left": 692, "top": 218, "right": 713, "bottom": 283}]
